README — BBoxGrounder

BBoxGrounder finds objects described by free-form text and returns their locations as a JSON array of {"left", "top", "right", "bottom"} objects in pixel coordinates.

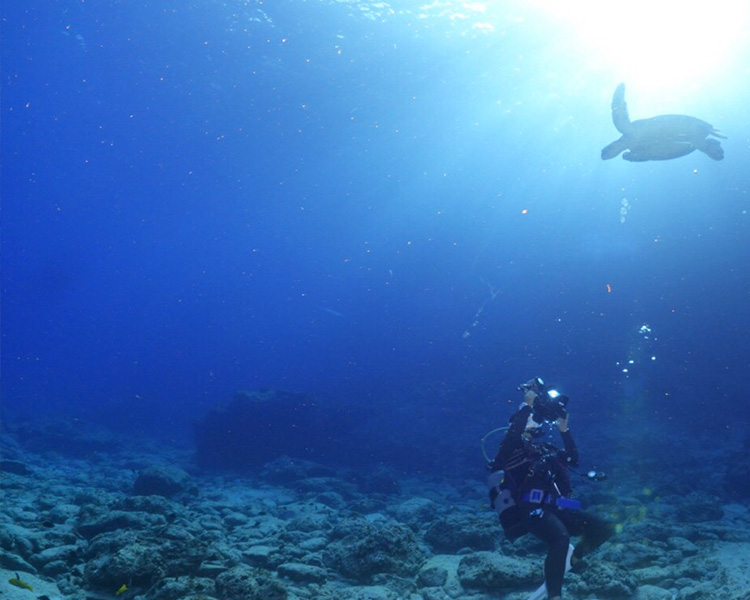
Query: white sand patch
[{"left": 712, "top": 541, "right": 750, "bottom": 591}]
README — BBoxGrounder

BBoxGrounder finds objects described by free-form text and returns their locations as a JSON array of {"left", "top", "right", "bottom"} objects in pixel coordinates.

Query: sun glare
[{"left": 527, "top": 0, "right": 750, "bottom": 93}]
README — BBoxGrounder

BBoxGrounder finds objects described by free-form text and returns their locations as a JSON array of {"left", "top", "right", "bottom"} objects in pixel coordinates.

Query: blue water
[{"left": 3, "top": 2, "right": 749, "bottom": 469}]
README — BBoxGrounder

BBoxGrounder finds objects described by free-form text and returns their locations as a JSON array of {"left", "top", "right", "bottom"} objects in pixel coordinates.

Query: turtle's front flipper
[
  {"left": 601, "top": 136, "right": 628, "bottom": 160},
  {"left": 611, "top": 83, "right": 631, "bottom": 134},
  {"left": 699, "top": 137, "right": 724, "bottom": 160}
]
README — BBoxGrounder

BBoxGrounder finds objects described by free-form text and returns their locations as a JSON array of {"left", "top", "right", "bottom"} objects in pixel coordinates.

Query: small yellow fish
[
  {"left": 116, "top": 583, "right": 128, "bottom": 596},
  {"left": 8, "top": 572, "right": 33, "bottom": 592}
]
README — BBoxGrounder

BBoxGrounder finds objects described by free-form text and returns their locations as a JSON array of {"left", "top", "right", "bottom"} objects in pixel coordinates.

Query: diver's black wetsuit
[{"left": 491, "top": 405, "right": 613, "bottom": 598}]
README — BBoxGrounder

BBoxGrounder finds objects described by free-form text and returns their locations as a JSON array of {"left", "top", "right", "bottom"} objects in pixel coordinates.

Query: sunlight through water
[
  {"left": 526, "top": 0, "right": 750, "bottom": 93},
  {"left": 348, "top": 0, "right": 750, "bottom": 96}
]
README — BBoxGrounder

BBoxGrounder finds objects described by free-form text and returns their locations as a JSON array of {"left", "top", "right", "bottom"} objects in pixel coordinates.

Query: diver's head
[{"left": 518, "top": 376, "right": 545, "bottom": 395}]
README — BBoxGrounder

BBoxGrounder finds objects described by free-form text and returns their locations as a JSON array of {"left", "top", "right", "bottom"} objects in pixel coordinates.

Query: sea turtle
[{"left": 601, "top": 83, "right": 725, "bottom": 162}]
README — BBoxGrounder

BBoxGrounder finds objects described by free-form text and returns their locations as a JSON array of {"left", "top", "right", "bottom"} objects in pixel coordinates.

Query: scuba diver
[{"left": 486, "top": 377, "right": 614, "bottom": 600}]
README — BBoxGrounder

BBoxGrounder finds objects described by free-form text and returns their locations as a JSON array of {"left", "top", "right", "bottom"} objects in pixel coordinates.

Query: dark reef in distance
[{"left": 193, "top": 389, "right": 355, "bottom": 470}]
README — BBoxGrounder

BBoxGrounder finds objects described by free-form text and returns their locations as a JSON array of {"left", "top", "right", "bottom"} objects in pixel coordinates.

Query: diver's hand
[
  {"left": 556, "top": 413, "right": 569, "bottom": 433},
  {"left": 523, "top": 390, "right": 538, "bottom": 407}
]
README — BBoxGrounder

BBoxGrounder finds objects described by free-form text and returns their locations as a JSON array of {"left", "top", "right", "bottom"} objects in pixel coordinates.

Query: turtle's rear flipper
[
  {"left": 611, "top": 83, "right": 631, "bottom": 133},
  {"left": 700, "top": 137, "right": 724, "bottom": 160}
]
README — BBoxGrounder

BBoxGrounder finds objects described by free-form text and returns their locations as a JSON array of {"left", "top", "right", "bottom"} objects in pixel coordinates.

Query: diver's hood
[
  {"left": 523, "top": 407, "right": 546, "bottom": 437},
  {"left": 525, "top": 413, "right": 544, "bottom": 432}
]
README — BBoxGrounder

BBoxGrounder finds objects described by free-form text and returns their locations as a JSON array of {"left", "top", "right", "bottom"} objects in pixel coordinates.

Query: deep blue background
[{"left": 3, "top": 1, "right": 749, "bottom": 465}]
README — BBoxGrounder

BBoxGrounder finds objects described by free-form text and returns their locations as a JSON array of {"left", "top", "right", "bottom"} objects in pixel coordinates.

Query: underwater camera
[
  {"left": 518, "top": 378, "right": 569, "bottom": 423},
  {"left": 533, "top": 389, "right": 569, "bottom": 423}
]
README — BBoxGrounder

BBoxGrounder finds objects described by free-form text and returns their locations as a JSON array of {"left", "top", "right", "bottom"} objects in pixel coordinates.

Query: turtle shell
[
  {"left": 601, "top": 83, "right": 725, "bottom": 162},
  {"left": 619, "top": 114, "right": 724, "bottom": 161}
]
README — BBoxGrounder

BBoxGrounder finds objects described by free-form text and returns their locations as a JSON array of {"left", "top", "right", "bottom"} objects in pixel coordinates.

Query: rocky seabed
[{"left": 2, "top": 432, "right": 750, "bottom": 600}]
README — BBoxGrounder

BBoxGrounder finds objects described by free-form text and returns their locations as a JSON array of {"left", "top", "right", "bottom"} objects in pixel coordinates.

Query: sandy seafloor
[{"left": 1, "top": 420, "right": 750, "bottom": 600}]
